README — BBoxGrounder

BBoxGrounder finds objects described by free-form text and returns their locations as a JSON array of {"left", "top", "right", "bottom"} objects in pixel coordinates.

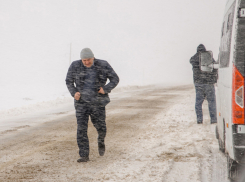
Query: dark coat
[
  {"left": 65, "top": 58, "right": 119, "bottom": 106},
  {"left": 190, "top": 44, "right": 218, "bottom": 84}
]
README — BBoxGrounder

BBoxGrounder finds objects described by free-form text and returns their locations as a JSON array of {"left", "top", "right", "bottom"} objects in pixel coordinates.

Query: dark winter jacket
[
  {"left": 65, "top": 58, "right": 119, "bottom": 106},
  {"left": 190, "top": 44, "right": 218, "bottom": 84}
]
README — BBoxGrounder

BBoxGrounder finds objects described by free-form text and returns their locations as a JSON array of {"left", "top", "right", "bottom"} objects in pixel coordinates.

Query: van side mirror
[{"left": 200, "top": 51, "right": 215, "bottom": 72}]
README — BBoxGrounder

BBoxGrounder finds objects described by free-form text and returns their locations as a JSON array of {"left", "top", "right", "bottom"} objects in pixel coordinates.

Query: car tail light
[{"left": 232, "top": 65, "right": 244, "bottom": 124}]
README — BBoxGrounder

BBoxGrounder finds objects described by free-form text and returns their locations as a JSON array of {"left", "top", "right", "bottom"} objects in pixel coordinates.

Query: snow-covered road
[{"left": 0, "top": 85, "right": 231, "bottom": 181}]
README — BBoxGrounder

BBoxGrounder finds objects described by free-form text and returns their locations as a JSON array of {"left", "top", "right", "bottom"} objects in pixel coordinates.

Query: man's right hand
[{"left": 74, "top": 92, "right": 81, "bottom": 101}]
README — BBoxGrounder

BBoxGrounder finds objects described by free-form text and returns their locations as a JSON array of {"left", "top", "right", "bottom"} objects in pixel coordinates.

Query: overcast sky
[{"left": 0, "top": 0, "right": 227, "bottom": 94}]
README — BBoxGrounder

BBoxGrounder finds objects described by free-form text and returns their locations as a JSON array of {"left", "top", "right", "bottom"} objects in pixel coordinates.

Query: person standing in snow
[
  {"left": 65, "top": 48, "right": 119, "bottom": 162},
  {"left": 190, "top": 44, "right": 218, "bottom": 124}
]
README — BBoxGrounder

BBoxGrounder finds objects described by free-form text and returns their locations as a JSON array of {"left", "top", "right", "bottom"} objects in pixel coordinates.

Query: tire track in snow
[{"left": 0, "top": 85, "right": 231, "bottom": 181}]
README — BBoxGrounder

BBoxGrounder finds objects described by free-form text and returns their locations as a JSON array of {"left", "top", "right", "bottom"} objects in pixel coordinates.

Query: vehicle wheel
[
  {"left": 218, "top": 121, "right": 225, "bottom": 153},
  {"left": 218, "top": 138, "right": 225, "bottom": 153},
  {"left": 215, "top": 125, "right": 219, "bottom": 139},
  {"left": 227, "top": 155, "right": 239, "bottom": 181}
]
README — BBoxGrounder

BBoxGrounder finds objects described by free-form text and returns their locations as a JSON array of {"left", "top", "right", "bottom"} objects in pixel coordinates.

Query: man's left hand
[{"left": 98, "top": 87, "right": 105, "bottom": 94}]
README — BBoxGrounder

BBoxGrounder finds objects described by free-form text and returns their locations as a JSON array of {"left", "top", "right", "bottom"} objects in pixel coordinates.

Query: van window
[
  {"left": 219, "top": 3, "right": 235, "bottom": 68},
  {"left": 234, "top": 1, "right": 245, "bottom": 76},
  {"left": 222, "top": 22, "right": 225, "bottom": 37},
  {"left": 227, "top": 13, "right": 231, "bottom": 32}
]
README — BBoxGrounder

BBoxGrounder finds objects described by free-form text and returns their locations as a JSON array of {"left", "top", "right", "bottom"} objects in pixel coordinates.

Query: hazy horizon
[{"left": 0, "top": 0, "right": 227, "bottom": 109}]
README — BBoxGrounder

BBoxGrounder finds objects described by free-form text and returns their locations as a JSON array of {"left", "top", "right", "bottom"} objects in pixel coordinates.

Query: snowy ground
[{"left": 0, "top": 85, "right": 231, "bottom": 182}]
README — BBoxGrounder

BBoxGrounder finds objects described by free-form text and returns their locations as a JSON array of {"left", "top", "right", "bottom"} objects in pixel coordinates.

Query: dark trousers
[
  {"left": 194, "top": 84, "right": 217, "bottom": 123},
  {"left": 75, "top": 102, "right": 106, "bottom": 157}
]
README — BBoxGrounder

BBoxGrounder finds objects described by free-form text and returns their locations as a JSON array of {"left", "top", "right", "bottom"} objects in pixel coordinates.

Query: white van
[{"left": 215, "top": 0, "right": 245, "bottom": 180}]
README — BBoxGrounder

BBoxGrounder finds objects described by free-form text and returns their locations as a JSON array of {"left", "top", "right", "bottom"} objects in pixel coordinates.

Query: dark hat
[{"left": 197, "top": 44, "right": 206, "bottom": 52}]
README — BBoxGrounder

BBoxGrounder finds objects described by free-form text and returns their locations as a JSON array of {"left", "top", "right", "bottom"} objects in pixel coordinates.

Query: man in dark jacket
[
  {"left": 66, "top": 48, "right": 119, "bottom": 162},
  {"left": 190, "top": 44, "right": 218, "bottom": 124}
]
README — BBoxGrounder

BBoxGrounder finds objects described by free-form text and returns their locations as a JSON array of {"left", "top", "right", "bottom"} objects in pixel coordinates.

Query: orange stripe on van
[{"left": 232, "top": 65, "right": 245, "bottom": 124}]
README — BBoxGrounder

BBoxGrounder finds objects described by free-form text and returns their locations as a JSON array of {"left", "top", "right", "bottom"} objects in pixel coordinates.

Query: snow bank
[
  {"left": 0, "top": 93, "right": 72, "bottom": 119},
  {"left": 0, "top": 85, "right": 155, "bottom": 119}
]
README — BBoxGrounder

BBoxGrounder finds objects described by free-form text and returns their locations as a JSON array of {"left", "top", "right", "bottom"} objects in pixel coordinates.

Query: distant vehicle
[{"left": 201, "top": 0, "right": 245, "bottom": 181}]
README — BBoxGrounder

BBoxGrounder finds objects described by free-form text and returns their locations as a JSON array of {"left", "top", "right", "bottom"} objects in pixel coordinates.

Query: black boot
[
  {"left": 77, "top": 156, "right": 89, "bottom": 162},
  {"left": 98, "top": 142, "right": 105, "bottom": 156},
  {"left": 197, "top": 120, "right": 203, "bottom": 124}
]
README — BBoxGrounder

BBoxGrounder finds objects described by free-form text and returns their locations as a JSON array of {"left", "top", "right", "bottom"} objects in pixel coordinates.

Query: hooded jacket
[
  {"left": 190, "top": 44, "right": 218, "bottom": 84},
  {"left": 65, "top": 58, "right": 119, "bottom": 106}
]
